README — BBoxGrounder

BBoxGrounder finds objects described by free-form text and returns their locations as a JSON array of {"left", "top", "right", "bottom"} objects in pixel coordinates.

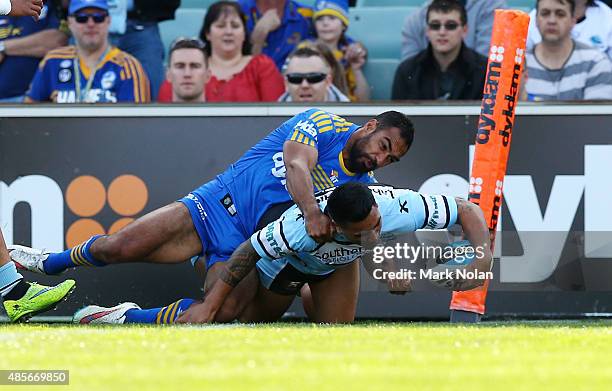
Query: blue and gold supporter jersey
[
  {"left": 251, "top": 185, "right": 458, "bottom": 275},
  {"left": 26, "top": 46, "right": 150, "bottom": 103},
  {"left": 240, "top": 0, "right": 314, "bottom": 69},
  {"left": 216, "top": 109, "right": 376, "bottom": 235},
  {"left": 0, "top": 1, "right": 62, "bottom": 99}
]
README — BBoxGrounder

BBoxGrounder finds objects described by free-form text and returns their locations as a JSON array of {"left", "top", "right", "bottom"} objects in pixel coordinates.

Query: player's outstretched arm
[
  {"left": 176, "top": 240, "right": 260, "bottom": 324},
  {"left": 1, "top": 0, "right": 43, "bottom": 17},
  {"left": 453, "top": 197, "right": 493, "bottom": 291},
  {"left": 284, "top": 141, "right": 333, "bottom": 243}
]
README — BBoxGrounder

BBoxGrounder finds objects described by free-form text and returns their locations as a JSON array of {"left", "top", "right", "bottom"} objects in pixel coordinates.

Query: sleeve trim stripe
[
  {"left": 315, "top": 165, "right": 334, "bottom": 187},
  {"left": 256, "top": 230, "right": 275, "bottom": 259},
  {"left": 309, "top": 110, "right": 326, "bottom": 120},
  {"left": 278, "top": 221, "right": 297, "bottom": 253},
  {"left": 125, "top": 58, "right": 141, "bottom": 103},
  {"left": 128, "top": 57, "right": 149, "bottom": 102},
  {"left": 310, "top": 112, "right": 329, "bottom": 122},
  {"left": 442, "top": 196, "right": 451, "bottom": 229},
  {"left": 311, "top": 171, "right": 325, "bottom": 191},
  {"left": 420, "top": 194, "right": 430, "bottom": 229},
  {"left": 135, "top": 58, "right": 150, "bottom": 102},
  {"left": 314, "top": 119, "right": 332, "bottom": 127},
  {"left": 130, "top": 58, "right": 146, "bottom": 102},
  {"left": 122, "top": 61, "right": 133, "bottom": 80},
  {"left": 297, "top": 133, "right": 304, "bottom": 143},
  {"left": 318, "top": 125, "right": 334, "bottom": 133},
  {"left": 290, "top": 129, "right": 299, "bottom": 141},
  {"left": 309, "top": 139, "right": 316, "bottom": 147}
]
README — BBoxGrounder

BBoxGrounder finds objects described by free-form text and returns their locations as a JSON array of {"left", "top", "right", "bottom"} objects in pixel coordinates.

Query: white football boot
[
  {"left": 8, "top": 245, "right": 51, "bottom": 275},
  {"left": 73, "top": 302, "right": 141, "bottom": 324}
]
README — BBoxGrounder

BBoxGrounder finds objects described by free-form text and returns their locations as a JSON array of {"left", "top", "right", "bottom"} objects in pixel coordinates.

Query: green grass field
[{"left": 1, "top": 320, "right": 611, "bottom": 390}]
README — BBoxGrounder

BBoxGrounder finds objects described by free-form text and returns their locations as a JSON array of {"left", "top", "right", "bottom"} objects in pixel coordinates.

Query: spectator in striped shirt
[{"left": 525, "top": 0, "right": 612, "bottom": 100}]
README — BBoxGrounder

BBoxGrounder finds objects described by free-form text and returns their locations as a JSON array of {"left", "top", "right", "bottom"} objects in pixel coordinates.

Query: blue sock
[
  {"left": 124, "top": 299, "right": 195, "bottom": 324},
  {"left": 44, "top": 235, "right": 107, "bottom": 274}
]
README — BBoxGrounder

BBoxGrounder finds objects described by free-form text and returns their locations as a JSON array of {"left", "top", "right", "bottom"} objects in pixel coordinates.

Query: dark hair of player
[
  {"left": 374, "top": 111, "right": 415, "bottom": 152},
  {"left": 327, "top": 183, "right": 376, "bottom": 226},
  {"left": 200, "top": 0, "right": 252, "bottom": 56},
  {"left": 426, "top": 0, "right": 468, "bottom": 26}
]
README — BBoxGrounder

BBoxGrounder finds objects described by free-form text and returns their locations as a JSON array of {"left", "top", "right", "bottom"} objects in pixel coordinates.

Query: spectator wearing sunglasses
[
  {"left": 26, "top": 0, "right": 150, "bottom": 103},
  {"left": 392, "top": 0, "right": 487, "bottom": 100},
  {"left": 166, "top": 38, "right": 208, "bottom": 103},
  {"left": 401, "top": 0, "right": 506, "bottom": 61},
  {"left": 278, "top": 45, "right": 350, "bottom": 102},
  {"left": 0, "top": 0, "right": 68, "bottom": 102}
]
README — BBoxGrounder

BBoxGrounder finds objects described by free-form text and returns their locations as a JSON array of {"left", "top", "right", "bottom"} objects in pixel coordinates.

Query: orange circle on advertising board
[
  {"left": 108, "top": 217, "right": 135, "bottom": 235},
  {"left": 66, "top": 219, "right": 105, "bottom": 248},
  {"left": 107, "top": 175, "right": 148, "bottom": 216},
  {"left": 66, "top": 175, "right": 106, "bottom": 217}
]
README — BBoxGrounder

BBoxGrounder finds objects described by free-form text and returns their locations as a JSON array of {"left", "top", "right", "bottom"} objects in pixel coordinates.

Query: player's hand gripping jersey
[
  {"left": 252, "top": 185, "right": 458, "bottom": 276},
  {"left": 183, "top": 109, "right": 378, "bottom": 267}
]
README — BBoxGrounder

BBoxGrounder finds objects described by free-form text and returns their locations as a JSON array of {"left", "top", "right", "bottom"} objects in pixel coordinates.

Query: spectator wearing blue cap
[
  {"left": 26, "top": 0, "right": 150, "bottom": 103},
  {"left": 309, "top": 0, "right": 369, "bottom": 102},
  {"left": 239, "top": 0, "right": 314, "bottom": 70},
  {"left": 0, "top": 0, "right": 68, "bottom": 102}
]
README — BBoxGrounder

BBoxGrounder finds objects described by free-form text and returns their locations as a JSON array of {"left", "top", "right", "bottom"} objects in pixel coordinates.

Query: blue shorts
[{"left": 179, "top": 179, "right": 248, "bottom": 269}]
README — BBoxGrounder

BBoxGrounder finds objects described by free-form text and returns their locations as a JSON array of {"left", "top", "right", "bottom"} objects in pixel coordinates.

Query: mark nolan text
[{"left": 373, "top": 269, "right": 493, "bottom": 280}]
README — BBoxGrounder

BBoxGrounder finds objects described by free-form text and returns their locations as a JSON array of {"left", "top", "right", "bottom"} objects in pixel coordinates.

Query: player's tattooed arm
[
  {"left": 454, "top": 197, "right": 493, "bottom": 289},
  {"left": 219, "top": 241, "right": 260, "bottom": 287},
  {"left": 176, "top": 240, "right": 259, "bottom": 324}
]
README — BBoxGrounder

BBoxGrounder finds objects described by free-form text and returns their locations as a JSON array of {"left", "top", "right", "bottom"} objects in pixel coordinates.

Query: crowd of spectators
[{"left": 1, "top": 0, "right": 612, "bottom": 104}]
